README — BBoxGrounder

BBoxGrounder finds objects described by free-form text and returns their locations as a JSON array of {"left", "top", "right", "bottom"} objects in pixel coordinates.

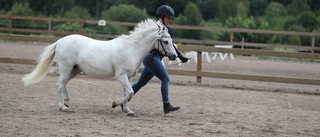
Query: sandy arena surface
[{"left": 0, "top": 41, "right": 320, "bottom": 137}]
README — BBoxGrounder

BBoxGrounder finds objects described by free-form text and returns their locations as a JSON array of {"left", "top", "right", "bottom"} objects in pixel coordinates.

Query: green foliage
[
  {"left": 297, "top": 11, "right": 319, "bottom": 32},
  {"left": 173, "top": 2, "right": 203, "bottom": 40},
  {"left": 183, "top": 2, "right": 203, "bottom": 26},
  {"left": 64, "top": 6, "right": 92, "bottom": 20},
  {"left": 6, "top": 2, "right": 35, "bottom": 29},
  {"left": 286, "top": 24, "right": 306, "bottom": 32},
  {"left": 101, "top": 24, "right": 128, "bottom": 35},
  {"left": 0, "top": 9, "right": 5, "bottom": 15},
  {"left": 101, "top": 4, "right": 148, "bottom": 22},
  {"left": 283, "top": 35, "right": 301, "bottom": 45},
  {"left": 56, "top": 22, "right": 94, "bottom": 34},
  {"left": 250, "top": 0, "right": 268, "bottom": 16},
  {"left": 173, "top": 14, "right": 187, "bottom": 38},
  {"left": 236, "top": 1, "right": 250, "bottom": 18},
  {"left": 200, "top": 20, "right": 223, "bottom": 40},
  {"left": 100, "top": 4, "right": 148, "bottom": 35},
  {"left": 197, "top": 0, "right": 219, "bottom": 20},
  {"left": 284, "top": 17, "right": 299, "bottom": 31},
  {"left": 225, "top": 16, "right": 268, "bottom": 29},
  {"left": 0, "top": 9, "right": 7, "bottom": 27},
  {"left": 218, "top": 0, "right": 237, "bottom": 22},
  {"left": 7, "top": 2, "right": 34, "bottom": 16},
  {"left": 74, "top": 0, "right": 111, "bottom": 19},
  {"left": 287, "top": 0, "right": 310, "bottom": 16},
  {"left": 56, "top": 22, "right": 80, "bottom": 32},
  {"left": 218, "top": 0, "right": 249, "bottom": 23},
  {"left": 217, "top": 16, "right": 271, "bottom": 44},
  {"left": 312, "top": 29, "right": 320, "bottom": 49},
  {"left": 49, "top": 0, "right": 75, "bottom": 17},
  {"left": 283, "top": 14, "right": 317, "bottom": 46},
  {"left": 0, "top": 0, "right": 15, "bottom": 12},
  {"left": 2, "top": 0, "right": 320, "bottom": 44},
  {"left": 264, "top": 2, "right": 287, "bottom": 30},
  {"left": 3, "top": 1, "right": 320, "bottom": 28}
]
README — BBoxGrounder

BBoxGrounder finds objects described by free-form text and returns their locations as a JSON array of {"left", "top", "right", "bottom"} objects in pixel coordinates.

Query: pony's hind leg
[
  {"left": 57, "top": 65, "right": 81, "bottom": 111},
  {"left": 63, "top": 66, "right": 81, "bottom": 107}
]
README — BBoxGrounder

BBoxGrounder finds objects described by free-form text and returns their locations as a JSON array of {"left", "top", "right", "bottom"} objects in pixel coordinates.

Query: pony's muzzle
[{"left": 168, "top": 54, "right": 177, "bottom": 61}]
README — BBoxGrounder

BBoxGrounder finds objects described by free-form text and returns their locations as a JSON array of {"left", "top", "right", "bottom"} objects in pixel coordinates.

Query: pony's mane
[{"left": 119, "top": 18, "right": 158, "bottom": 38}]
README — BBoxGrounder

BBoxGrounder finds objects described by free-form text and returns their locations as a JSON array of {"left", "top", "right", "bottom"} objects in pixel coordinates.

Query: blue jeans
[{"left": 132, "top": 53, "right": 170, "bottom": 103}]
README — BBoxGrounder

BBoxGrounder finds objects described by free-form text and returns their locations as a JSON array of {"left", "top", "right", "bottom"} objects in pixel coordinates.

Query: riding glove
[{"left": 178, "top": 55, "right": 189, "bottom": 63}]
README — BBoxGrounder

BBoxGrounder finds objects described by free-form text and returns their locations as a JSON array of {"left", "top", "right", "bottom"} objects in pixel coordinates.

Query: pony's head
[
  {"left": 125, "top": 18, "right": 178, "bottom": 60},
  {"left": 155, "top": 26, "right": 177, "bottom": 60}
]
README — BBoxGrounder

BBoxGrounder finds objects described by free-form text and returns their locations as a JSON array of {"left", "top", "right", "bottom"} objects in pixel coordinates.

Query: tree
[
  {"left": 0, "top": 0, "right": 15, "bottom": 12},
  {"left": 6, "top": 2, "right": 34, "bottom": 16},
  {"left": 264, "top": 2, "right": 287, "bottom": 30},
  {"left": 6, "top": 2, "right": 35, "bottom": 29},
  {"left": 183, "top": 2, "right": 203, "bottom": 26},
  {"left": 197, "top": 0, "right": 219, "bottom": 20},
  {"left": 270, "top": 0, "right": 292, "bottom": 5},
  {"left": 56, "top": 22, "right": 94, "bottom": 34},
  {"left": 287, "top": 0, "right": 310, "bottom": 16},
  {"left": 237, "top": 1, "right": 249, "bottom": 18},
  {"left": 297, "top": 11, "right": 318, "bottom": 32},
  {"left": 308, "top": 0, "right": 320, "bottom": 15},
  {"left": 218, "top": 16, "right": 271, "bottom": 44},
  {"left": 100, "top": 4, "right": 149, "bottom": 35},
  {"left": 75, "top": 0, "right": 123, "bottom": 19},
  {"left": 101, "top": 4, "right": 148, "bottom": 22},
  {"left": 128, "top": 0, "right": 187, "bottom": 19},
  {"left": 174, "top": 2, "right": 203, "bottom": 40},
  {"left": 249, "top": 0, "right": 267, "bottom": 17},
  {"left": 33, "top": 0, "right": 75, "bottom": 17},
  {"left": 218, "top": 0, "right": 249, "bottom": 23},
  {"left": 218, "top": 0, "right": 237, "bottom": 22},
  {"left": 64, "top": 6, "right": 92, "bottom": 20}
]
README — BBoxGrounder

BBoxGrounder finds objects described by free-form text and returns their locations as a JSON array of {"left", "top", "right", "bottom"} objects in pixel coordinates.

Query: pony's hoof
[
  {"left": 112, "top": 101, "right": 117, "bottom": 108},
  {"left": 62, "top": 107, "right": 69, "bottom": 111},
  {"left": 59, "top": 105, "right": 69, "bottom": 112},
  {"left": 127, "top": 113, "right": 138, "bottom": 117},
  {"left": 59, "top": 106, "right": 69, "bottom": 112}
]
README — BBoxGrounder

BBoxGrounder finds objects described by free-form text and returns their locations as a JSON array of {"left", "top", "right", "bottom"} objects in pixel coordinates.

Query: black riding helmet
[{"left": 156, "top": 5, "right": 176, "bottom": 19}]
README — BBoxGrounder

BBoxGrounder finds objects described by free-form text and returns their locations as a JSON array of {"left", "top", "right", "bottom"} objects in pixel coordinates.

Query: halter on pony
[{"left": 155, "top": 24, "right": 171, "bottom": 57}]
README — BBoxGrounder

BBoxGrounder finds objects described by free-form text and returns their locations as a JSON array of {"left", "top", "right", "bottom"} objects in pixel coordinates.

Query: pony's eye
[{"left": 163, "top": 40, "right": 168, "bottom": 44}]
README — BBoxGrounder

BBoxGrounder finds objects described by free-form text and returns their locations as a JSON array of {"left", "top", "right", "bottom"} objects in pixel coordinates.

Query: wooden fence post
[
  {"left": 9, "top": 18, "right": 12, "bottom": 34},
  {"left": 311, "top": 36, "right": 315, "bottom": 54},
  {"left": 197, "top": 51, "right": 202, "bottom": 83},
  {"left": 230, "top": 32, "right": 234, "bottom": 42},
  {"left": 78, "top": 23, "right": 83, "bottom": 32},
  {"left": 48, "top": 20, "right": 51, "bottom": 35},
  {"left": 241, "top": 37, "right": 244, "bottom": 56}
]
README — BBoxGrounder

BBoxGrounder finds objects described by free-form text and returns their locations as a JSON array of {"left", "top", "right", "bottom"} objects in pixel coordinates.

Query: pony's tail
[{"left": 22, "top": 42, "right": 57, "bottom": 86}]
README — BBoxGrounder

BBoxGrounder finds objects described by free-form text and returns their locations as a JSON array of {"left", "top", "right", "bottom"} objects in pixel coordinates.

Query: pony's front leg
[
  {"left": 121, "top": 101, "right": 135, "bottom": 116},
  {"left": 112, "top": 75, "right": 134, "bottom": 115},
  {"left": 121, "top": 71, "right": 137, "bottom": 116}
]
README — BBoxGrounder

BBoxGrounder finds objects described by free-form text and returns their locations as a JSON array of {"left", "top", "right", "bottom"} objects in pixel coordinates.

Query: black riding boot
[{"left": 163, "top": 102, "right": 180, "bottom": 114}]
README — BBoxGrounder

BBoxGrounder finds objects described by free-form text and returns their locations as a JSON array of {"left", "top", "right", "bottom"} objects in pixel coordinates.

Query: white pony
[{"left": 22, "top": 18, "right": 177, "bottom": 116}]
